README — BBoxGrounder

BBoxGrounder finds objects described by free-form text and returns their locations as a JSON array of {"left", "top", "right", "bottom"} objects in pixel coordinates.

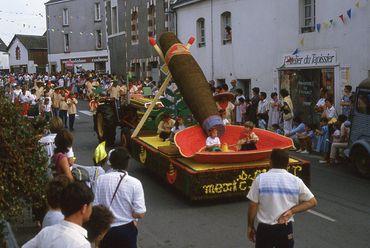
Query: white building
[
  {"left": 173, "top": 0, "right": 370, "bottom": 122},
  {"left": 0, "top": 38, "right": 10, "bottom": 72},
  {"left": 7, "top": 34, "right": 48, "bottom": 74}
]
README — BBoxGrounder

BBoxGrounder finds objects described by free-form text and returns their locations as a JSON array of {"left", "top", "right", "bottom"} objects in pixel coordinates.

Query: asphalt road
[{"left": 15, "top": 101, "right": 370, "bottom": 247}]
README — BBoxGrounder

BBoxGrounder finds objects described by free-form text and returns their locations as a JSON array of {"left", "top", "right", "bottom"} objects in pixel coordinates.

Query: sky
[{"left": 0, "top": 0, "right": 48, "bottom": 45}]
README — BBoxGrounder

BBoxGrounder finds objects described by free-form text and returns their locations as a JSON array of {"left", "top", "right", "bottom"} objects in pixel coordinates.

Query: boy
[{"left": 237, "top": 122, "right": 259, "bottom": 151}]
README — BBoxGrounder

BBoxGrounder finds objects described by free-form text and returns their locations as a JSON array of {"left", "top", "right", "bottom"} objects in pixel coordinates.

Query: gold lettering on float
[
  {"left": 202, "top": 169, "right": 267, "bottom": 195},
  {"left": 201, "top": 166, "right": 303, "bottom": 195},
  {"left": 288, "top": 165, "right": 303, "bottom": 175}
]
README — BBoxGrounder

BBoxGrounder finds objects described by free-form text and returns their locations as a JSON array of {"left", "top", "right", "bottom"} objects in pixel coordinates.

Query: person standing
[
  {"left": 268, "top": 92, "right": 281, "bottom": 129},
  {"left": 257, "top": 92, "right": 269, "bottom": 129},
  {"left": 23, "top": 182, "right": 94, "bottom": 248},
  {"left": 247, "top": 149, "right": 317, "bottom": 248},
  {"left": 340, "top": 85, "right": 353, "bottom": 118},
  {"left": 67, "top": 94, "right": 78, "bottom": 131},
  {"left": 59, "top": 91, "right": 69, "bottom": 128},
  {"left": 247, "top": 87, "right": 260, "bottom": 125},
  {"left": 229, "top": 79, "right": 238, "bottom": 95},
  {"left": 51, "top": 89, "right": 61, "bottom": 118},
  {"left": 280, "top": 89, "right": 294, "bottom": 134},
  {"left": 94, "top": 147, "right": 146, "bottom": 248}
]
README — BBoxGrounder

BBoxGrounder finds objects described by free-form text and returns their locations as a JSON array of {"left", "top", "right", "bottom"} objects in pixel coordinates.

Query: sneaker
[
  {"left": 296, "top": 149, "right": 302, "bottom": 153},
  {"left": 319, "top": 160, "right": 327, "bottom": 164},
  {"left": 300, "top": 150, "right": 309, "bottom": 154}
]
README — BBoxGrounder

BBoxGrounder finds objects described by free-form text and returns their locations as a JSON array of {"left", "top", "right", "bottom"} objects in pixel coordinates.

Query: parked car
[{"left": 346, "top": 77, "right": 370, "bottom": 177}]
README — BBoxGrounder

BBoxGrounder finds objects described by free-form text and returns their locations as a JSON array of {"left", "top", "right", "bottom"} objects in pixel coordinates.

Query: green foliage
[{"left": 0, "top": 90, "right": 48, "bottom": 226}]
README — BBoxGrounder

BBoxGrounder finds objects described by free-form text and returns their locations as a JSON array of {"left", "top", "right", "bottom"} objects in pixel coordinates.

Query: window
[
  {"left": 148, "top": 4, "right": 156, "bottom": 37},
  {"left": 63, "top": 8, "right": 69, "bottom": 26},
  {"left": 356, "top": 90, "right": 370, "bottom": 115},
  {"left": 221, "top": 12, "right": 232, "bottom": 45},
  {"left": 64, "top": 33, "right": 70, "bottom": 52},
  {"left": 96, "top": 30, "right": 102, "bottom": 49},
  {"left": 15, "top": 46, "right": 21, "bottom": 60},
  {"left": 111, "top": 6, "right": 118, "bottom": 34},
  {"left": 196, "top": 18, "right": 206, "bottom": 47},
  {"left": 300, "top": 0, "right": 315, "bottom": 33},
  {"left": 131, "top": 8, "right": 139, "bottom": 44},
  {"left": 94, "top": 2, "right": 101, "bottom": 21}
]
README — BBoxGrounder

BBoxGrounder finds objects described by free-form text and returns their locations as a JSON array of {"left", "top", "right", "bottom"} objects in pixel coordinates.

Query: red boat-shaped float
[{"left": 174, "top": 125, "right": 294, "bottom": 164}]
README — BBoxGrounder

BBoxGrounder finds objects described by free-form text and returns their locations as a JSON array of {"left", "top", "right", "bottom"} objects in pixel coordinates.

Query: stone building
[
  {"left": 7, "top": 34, "right": 48, "bottom": 74},
  {"left": 45, "top": 0, "right": 109, "bottom": 73},
  {"left": 105, "top": 0, "right": 175, "bottom": 81}
]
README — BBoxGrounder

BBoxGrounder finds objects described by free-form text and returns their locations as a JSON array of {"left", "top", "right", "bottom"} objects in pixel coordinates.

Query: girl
[
  {"left": 52, "top": 130, "right": 74, "bottom": 181},
  {"left": 235, "top": 89, "right": 246, "bottom": 124},
  {"left": 206, "top": 127, "right": 221, "bottom": 152},
  {"left": 268, "top": 92, "right": 280, "bottom": 129}
]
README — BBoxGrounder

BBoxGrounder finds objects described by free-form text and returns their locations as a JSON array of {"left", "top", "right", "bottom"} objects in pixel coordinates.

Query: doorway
[{"left": 237, "top": 79, "right": 251, "bottom": 99}]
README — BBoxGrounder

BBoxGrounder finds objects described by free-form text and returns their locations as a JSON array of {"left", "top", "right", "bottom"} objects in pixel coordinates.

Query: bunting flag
[
  {"left": 355, "top": 1, "right": 360, "bottom": 8},
  {"left": 339, "top": 14, "right": 345, "bottom": 23},
  {"left": 329, "top": 19, "right": 334, "bottom": 26},
  {"left": 347, "top": 9, "right": 352, "bottom": 19},
  {"left": 316, "top": 23, "right": 321, "bottom": 32},
  {"left": 292, "top": 48, "right": 299, "bottom": 55}
]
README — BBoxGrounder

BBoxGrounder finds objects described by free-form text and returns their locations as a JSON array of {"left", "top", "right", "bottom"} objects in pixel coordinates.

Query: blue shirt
[{"left": 290, "top": 123, "right": 305, "bottom": 136}]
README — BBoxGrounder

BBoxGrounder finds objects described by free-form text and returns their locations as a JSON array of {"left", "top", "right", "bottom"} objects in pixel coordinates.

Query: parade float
[{"left": 117, "top": 32, "right": 310, "bottom": 201}]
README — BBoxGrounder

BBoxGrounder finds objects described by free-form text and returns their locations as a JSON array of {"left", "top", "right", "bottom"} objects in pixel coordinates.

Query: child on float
[
  {"left": 237, "top": 121, "right": 259, "bottom": 151},
  {"left": 157, "top": 113, "right": 175, "bottom": 141},
  {"left": 169, "top": 116, "right": 186, "bottom": 142},
  {"left": 206, "top": 127, "right": 222, "bottom": 152},
  {"left": 219, "top": 109, "right": 230, "bottom": 126}
]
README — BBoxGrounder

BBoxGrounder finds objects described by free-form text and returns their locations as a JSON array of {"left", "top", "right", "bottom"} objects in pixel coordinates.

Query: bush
[{"left": 0, "top": 90, "right": 48, "bottom": 241}]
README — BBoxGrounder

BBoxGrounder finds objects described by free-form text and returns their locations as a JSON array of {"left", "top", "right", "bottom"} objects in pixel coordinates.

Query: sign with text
[{"left": 282, "top": 49, "right": 337, "bottom": 68}]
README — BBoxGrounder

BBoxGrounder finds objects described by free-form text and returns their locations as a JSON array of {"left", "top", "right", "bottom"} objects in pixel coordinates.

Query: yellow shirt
[
  {"left": 59, "top": 97, "right": 68, "bottom": 110},
  {"left": 52, "top": 92, "right": 61, "bottom": 108},
  {"left": 67, "top": 98, "right": 78, "bottom": 114}
]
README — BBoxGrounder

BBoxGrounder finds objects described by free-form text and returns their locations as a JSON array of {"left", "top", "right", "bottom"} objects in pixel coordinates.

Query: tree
[{"left": 0, "top": 90, "right": 48, "bottom": 243}]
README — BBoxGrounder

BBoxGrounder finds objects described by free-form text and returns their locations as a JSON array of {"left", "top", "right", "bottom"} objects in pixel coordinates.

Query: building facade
[
  {"left": 105, "top": 0, "right": 175, "bottom": 81},
  {"left": 45, "top": 0, "right": 109, "bottom": 74},
  {"left": 7, "top": 34, "right": 48, "bottom": 74},
  {"left": 173, "top": 0, "right": 370, "bottom": 122},
  {"left": 0, "top": 38, "right": 10, "bottom": 73}
]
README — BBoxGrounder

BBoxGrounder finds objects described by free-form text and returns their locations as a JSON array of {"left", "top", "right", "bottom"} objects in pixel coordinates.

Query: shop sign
[
  {"left": 65, "top": 60, "right": 74, "bottom": 68},
  {"left": 282, "top": 49, "right": 337, "bottom": 68},
  {"left": 61, "top": 56, "right": 108, "bottom": 64}
]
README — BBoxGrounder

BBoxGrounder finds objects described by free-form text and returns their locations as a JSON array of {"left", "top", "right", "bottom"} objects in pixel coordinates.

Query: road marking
[
  {"left": 307, "top": 210, "right": 336, "bottom": 222},
  {"left": 78, "top": 110, "right": 93, "bottom": 116}
]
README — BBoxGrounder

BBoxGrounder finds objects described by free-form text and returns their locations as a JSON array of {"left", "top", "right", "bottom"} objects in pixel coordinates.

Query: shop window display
[{"left": 279, "top": 68, "right": 334, "bottom": 124}]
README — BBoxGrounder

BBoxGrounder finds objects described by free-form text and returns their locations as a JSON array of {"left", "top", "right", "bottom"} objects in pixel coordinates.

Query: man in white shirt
[
  {"left": 322, "top": 97, "right": 338, "bottom": 121},
  {"left": 23, "top": 182, "right": 94, "bottom": 248},
  {"left": 257, "top": 92, "right": 269, "bottom": 129},
  {"left": 247, "top": 149, "right": 317, "bottom": 248},
  {"left": 94, "top": 147, "right": 146, "bottom": 248}
]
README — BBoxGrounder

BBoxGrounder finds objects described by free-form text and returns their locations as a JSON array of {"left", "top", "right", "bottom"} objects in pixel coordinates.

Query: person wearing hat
[{"left": 93, "top": 141, "right": 108, "bottom": 167}]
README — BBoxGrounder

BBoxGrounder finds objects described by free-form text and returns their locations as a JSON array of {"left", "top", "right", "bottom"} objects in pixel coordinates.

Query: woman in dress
[{"left": 268, "top": 92, "right": 281, "bottom": 129}]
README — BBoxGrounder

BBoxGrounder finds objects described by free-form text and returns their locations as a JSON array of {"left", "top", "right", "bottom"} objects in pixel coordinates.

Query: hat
[
  {"left": 94, "top": 141, "right": 107, "bottom": 164},
  {"left": 213, "top": 92, "right": 235, "bottom": 102}
]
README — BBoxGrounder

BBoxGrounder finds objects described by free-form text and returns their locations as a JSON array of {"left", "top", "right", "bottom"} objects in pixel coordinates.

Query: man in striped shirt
[{"left": 247, "top": 149, "right": 317, "bottom": 248}]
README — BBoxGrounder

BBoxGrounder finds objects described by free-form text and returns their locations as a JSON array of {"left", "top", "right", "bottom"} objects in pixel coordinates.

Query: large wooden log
[{"left": 158, "top": 32, "right": 224, "bottom": 136}]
